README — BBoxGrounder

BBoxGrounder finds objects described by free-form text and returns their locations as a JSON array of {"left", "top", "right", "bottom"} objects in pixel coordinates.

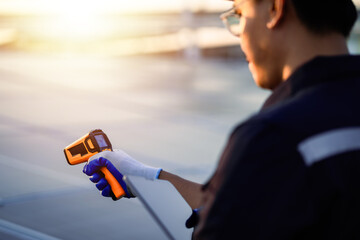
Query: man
[{"left": 83, "top": 0, "right": 360, "bottom": 239}]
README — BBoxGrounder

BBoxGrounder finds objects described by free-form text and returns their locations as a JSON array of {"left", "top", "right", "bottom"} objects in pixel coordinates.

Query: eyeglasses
[{"left": 220, "top": 0, "right": 250, "bottom": 37}]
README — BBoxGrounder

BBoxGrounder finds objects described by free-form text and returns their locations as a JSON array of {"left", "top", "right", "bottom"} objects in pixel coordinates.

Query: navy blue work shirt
[{"left": 194, "top": 55, "right": 360, "bottom": 239}]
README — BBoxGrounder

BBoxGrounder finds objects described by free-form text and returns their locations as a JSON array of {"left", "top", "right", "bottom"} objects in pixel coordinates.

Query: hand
[{"left": 83, "top": 150, "right": 162, "bottom": 199}]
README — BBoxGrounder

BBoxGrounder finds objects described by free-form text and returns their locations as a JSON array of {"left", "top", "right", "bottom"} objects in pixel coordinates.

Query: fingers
[
  {"left": 83, "top": 154, "right": 136, "bottom": 199},
  {"left": 90, "top": 172, "right": 103, "bottom": 183},
  {"left": 101, "top": 185, "right": 111, "bottom": 197},
  {"left": 96, "top": 178, "right": 108, "bottom": 191},
  {"left": 83, "top": 157, "right": 107, "bottom": 176},
  {"left": 95, "top": 178, "right": 112, "bottom": 197},
  {"left": 83, "top": 161, "right": 98, "bottom": 176}
]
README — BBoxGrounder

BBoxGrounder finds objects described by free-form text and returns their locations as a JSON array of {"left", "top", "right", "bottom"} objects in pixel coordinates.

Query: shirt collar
[{"left": 260, "top": 55, "right": 360, "bottom": 110}]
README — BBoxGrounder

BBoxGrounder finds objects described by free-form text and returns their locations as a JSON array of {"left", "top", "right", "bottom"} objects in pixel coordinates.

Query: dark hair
[{"left": 290, "top": 0, "right": 358, "bottom": 37}]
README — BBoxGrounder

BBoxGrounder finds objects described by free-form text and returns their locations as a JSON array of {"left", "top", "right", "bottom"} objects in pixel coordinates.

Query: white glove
[{"left": 89, "top": 149, "right": 162, "bottom": 180}]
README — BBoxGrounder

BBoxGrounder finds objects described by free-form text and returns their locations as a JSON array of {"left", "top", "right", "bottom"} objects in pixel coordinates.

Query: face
[{"left": 234, "top": 0, "right": 283, "bottom": 90}]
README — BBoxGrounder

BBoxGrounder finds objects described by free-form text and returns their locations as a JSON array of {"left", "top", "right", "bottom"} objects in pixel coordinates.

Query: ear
[{"left": 267, "top": 0, "right": 285, "bottom": 29}]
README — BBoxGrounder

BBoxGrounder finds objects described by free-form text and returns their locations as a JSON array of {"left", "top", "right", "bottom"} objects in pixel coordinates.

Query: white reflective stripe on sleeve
[{"left": 298, "top": 128, "right": 360, "bottom": 166}]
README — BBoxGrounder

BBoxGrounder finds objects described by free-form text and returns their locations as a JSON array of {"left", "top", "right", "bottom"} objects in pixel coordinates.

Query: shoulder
[
  {"left": 226, "top": 111, "right": 300, "bottom": 167},
  {"left": 262, "top": 76, "right": 360, "bottom": 138}
]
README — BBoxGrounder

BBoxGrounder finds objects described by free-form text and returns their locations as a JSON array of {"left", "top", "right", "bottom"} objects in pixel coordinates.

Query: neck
[{"left": 282, "top": 31, "right": 349, "bottom": 81}]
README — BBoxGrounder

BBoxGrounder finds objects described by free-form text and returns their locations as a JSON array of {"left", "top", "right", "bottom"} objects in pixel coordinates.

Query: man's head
[
  {"left": 227, "top": 0, "right": 358, "bottom": 89},
  {"left": 290, "top": 0, "right": 357, "bottom": 38}
]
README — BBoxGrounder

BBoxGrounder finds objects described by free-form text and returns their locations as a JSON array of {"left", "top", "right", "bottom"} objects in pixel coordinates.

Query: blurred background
[{"left": 0, "top": 1, "right": 359, "bottom": 239}]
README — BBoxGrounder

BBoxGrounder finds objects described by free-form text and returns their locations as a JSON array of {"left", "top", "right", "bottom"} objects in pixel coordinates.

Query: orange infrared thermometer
[{"left": 64, "top": 129, "right": 125, "bottom": 200}]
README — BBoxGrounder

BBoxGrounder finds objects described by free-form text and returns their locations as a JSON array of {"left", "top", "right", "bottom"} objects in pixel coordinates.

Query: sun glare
[
  {"left": 41, "top": 0, "right": 184, "bottom": 41},
  {"left": 49, "top": 0, "right": 110, "bottom": 40},
  {"left": 0, "top": 0, "right": 234, "bottom": 55}
]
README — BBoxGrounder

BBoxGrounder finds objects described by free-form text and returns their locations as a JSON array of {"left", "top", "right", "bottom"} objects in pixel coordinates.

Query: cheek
[
  {"left": 239, "top": 18, "right": 262, "bottom": 60},
  {"left": 239, "top": 19, "right": 277, "bottom": 89},
  {"left": 239, "top": 19, "right": 251, "bottom": 56}
]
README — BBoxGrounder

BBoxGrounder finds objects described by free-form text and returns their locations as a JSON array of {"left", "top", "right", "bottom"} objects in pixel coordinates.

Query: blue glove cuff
[{"left": 155, "top": 168, "right": 162, "bottom": 179}]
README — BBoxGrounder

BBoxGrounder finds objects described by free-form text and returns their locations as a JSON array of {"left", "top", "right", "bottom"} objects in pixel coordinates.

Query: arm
[{"left": 158, "top": 170, "right": 203, "bottom": 209}]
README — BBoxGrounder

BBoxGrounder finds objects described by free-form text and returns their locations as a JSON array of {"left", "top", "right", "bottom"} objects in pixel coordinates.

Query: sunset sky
[{"left": 0, "top": 0, "right": 232, "bottom": 15}]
